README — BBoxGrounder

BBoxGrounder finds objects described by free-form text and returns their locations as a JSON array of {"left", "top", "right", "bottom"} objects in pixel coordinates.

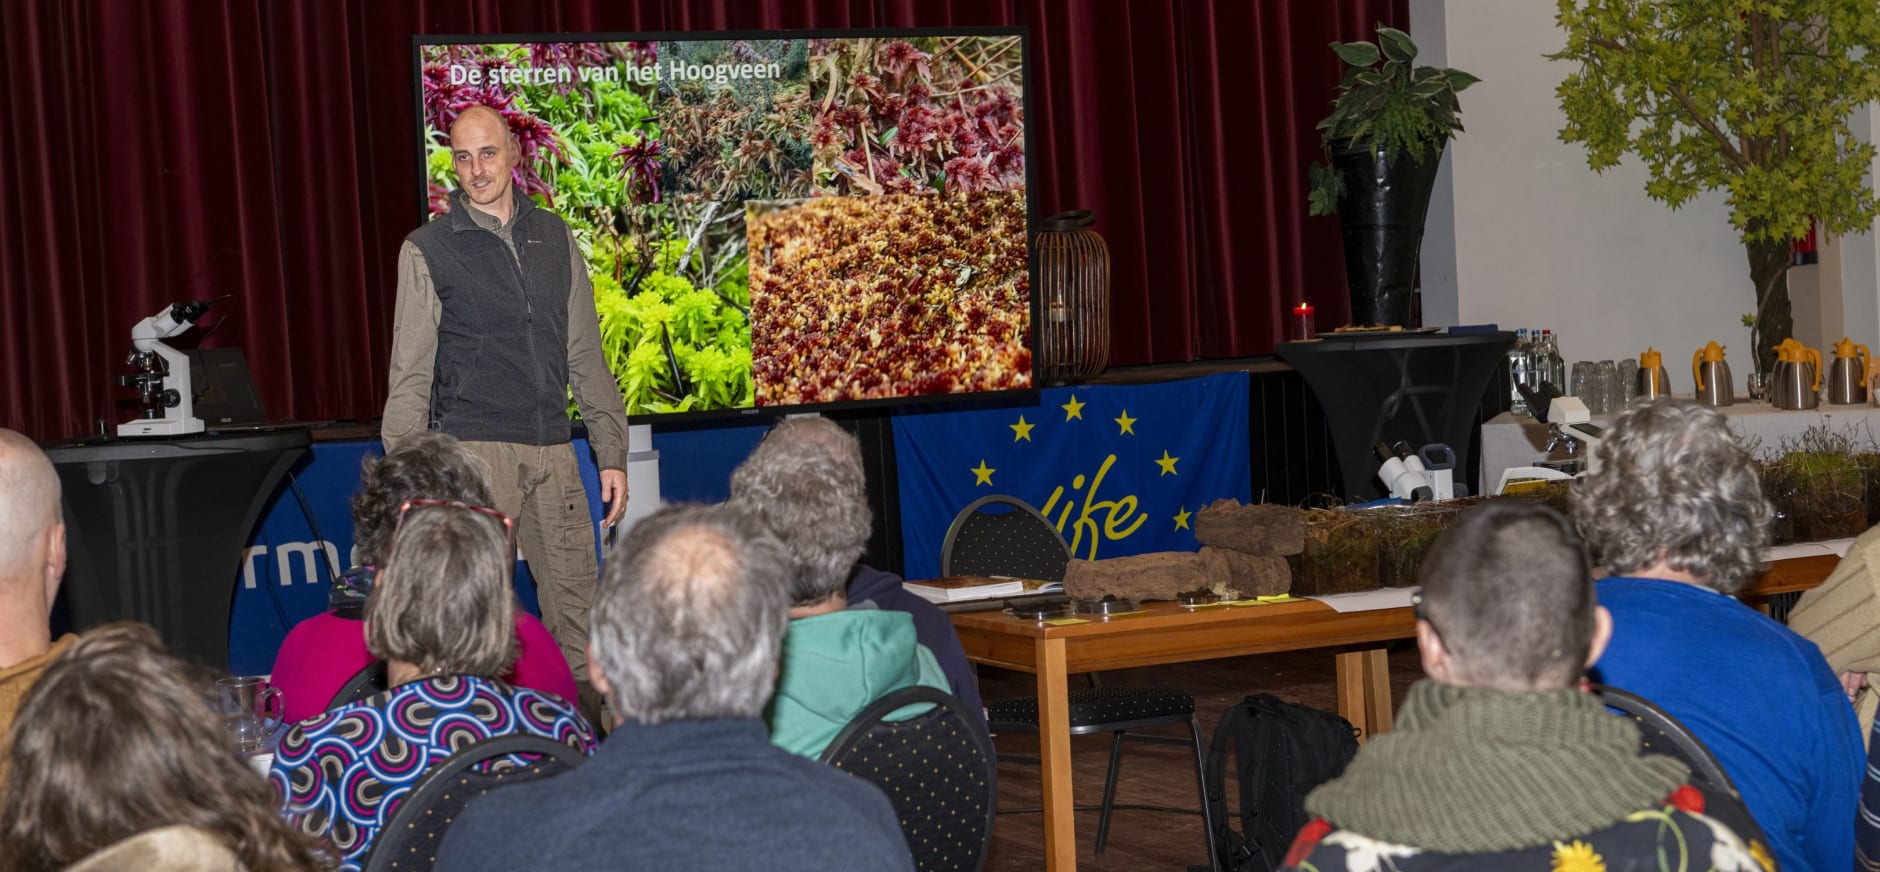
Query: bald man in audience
[{"left": 0, "top": 429, "right": 73, "bottom": 746}]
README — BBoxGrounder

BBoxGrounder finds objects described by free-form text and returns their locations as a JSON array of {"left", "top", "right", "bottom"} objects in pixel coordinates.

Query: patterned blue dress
[{"left": 268, "top": 674, "right": 595, "bottom": 871}]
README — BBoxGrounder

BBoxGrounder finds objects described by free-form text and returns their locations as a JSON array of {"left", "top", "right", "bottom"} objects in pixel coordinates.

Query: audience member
[
  {"left": 270, "top": 500, "right": 595, "bottom": 870},
  {"left": 729, "top": 417, "right": 953, "bottom": 756},
  {"left": 268, "top": 431, "right": 576, "bottom": 723},
  {"left": 0, "top": 428, "right": 73, "bottom": 754},
  {"left": 1286, "top": 501, "right": 1768, "bottom": 870},
  {"left": 435, "top": 504, "right": 916, "bottom": 871},
  {"left": 1575, "top": 398, "right": 1860, "bottom": 872},
  {"left": 0, "top": 623, "right": 326, "bottom": 872}
]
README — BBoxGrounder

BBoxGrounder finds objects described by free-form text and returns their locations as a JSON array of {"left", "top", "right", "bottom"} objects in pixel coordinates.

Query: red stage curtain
[{"left": 0, "top": 0, "right": 1402, "bottom": 440}]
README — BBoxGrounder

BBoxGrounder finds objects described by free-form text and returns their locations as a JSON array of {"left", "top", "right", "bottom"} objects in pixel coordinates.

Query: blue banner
[{"left": 893, "top": 373, "right": 1251, "bottom": 580}]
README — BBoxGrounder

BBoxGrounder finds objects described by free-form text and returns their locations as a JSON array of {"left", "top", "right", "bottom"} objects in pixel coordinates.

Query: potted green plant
[{"left": 1307, "top": 26, "right": 1478, "bottom": 328}]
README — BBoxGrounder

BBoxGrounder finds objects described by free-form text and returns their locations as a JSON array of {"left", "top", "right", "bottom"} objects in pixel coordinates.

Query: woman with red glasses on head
[
  {"left": 267, "top": 496, "right": 597, "bottom": 871},
  {"left": 268, "top": 431, "right": 579, "bottom": 724}
]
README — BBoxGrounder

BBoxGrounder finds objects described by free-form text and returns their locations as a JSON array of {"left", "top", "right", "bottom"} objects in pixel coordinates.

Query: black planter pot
[{"left": 1333, "top": 143, "right": 1444, "bottom": 327}]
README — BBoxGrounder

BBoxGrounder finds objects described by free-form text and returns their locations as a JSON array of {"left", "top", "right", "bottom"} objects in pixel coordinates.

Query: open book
[{"left": 903, "top": 575, "right": 1040, "bottom": 604}]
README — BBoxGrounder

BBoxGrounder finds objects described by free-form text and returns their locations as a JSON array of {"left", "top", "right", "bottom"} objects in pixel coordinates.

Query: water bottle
[
  {"left": 1508, "top": 329, "right": 1531, "bottom": 415},
  {"left": 1541, "top": 330, "right": 1566, "bottom": 389}
]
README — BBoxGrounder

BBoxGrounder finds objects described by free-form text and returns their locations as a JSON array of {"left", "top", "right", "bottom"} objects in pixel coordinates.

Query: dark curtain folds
[{"left": 1, "top": 0, "right": 1401, "bottom": 440}]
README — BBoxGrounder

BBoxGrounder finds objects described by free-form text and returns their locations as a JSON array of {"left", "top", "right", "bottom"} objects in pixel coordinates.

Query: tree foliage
[
  {"left": 1553, "top": 1, "right": 1880, "bottom": 369},
  {"left": 1555, "top": 0, "right": 1880, "bottom": 242}
]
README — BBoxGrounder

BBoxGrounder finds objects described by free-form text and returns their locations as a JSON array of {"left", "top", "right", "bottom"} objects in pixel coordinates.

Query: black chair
[
  {"left": 361, "top": 733, "right": 584, "bottom": 872},
  {"left": 1592, "top": 683, "right": 1738, "bottom": 795},
  {"left": 822, "top": 686, "right": 998, "bottom": 872},
  {"left": 940, "top": 495, "right": 1072, "bottom": 582},
  {"left": 1593, "top": 683, "right": 1772, "bottom": 849},
  {"left": 329, "top": 660, "right": 389, "bottom": 710},
  {"left": 941, "top": 496, "right": 1216, "bottom": 869}
]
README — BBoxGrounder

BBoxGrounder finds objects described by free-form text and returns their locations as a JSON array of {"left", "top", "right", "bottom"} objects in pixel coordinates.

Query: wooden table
[{"left": 953, "top": 553, "right": 1842, "bottom": 871}]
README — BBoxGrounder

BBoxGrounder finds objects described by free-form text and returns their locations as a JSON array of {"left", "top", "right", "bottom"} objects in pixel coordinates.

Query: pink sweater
[{"left": 270, "top": 610, "right": 578, "bottom": 724}]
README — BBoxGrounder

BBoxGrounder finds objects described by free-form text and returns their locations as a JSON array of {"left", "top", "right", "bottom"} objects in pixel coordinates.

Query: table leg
[
  {"left": 1362, "top": 647, "right": 1394, "bottom": 735},
  {"left": 1037, "top": 636, "right": 1076, "bottom": 871},
  {"left": 1334, "top": 650, "right": 1370, "bottom": 742}
]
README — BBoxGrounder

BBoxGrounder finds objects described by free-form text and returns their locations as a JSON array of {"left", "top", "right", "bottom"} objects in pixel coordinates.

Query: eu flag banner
[{"left": 893, "top": 373, "right": 1252, "bottom": 581}]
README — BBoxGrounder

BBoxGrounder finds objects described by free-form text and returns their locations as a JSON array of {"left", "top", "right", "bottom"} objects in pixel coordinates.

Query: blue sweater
[{"left": 1591, "top": 576, "right": 1862, "bottom": 872}]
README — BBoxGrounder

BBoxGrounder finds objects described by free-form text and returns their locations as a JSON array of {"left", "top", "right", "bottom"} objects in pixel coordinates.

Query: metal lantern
[{"left": 1035, "top": 210, "right": 1110, "bottom": 383}]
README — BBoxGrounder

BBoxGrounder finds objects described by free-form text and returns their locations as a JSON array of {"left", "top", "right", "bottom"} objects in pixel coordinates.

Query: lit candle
[{"left": 1291, "top": 301, "right": 1316, "bottom": 341}]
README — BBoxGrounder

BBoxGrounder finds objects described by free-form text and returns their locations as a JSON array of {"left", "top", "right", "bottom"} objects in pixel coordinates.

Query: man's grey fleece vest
[{"left": 407, "top": 191, "right": 575, "bottom": 447}]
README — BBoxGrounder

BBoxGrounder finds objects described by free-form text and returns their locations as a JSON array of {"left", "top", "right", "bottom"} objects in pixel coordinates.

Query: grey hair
[
  {"left": 1571, "top": 398, "right": 1771, "bottom": 593},
  {"left": 1419, "top": 501, "right": 1598, "bottom": 691},
  {"left": 352, "top": 432, "right": 493, "bottom": 567},
  {"left": 0, "top": 429, "right": 60, "bottom": 572},
  {"left": 589, "top": 503, "right": 790, "bottom": 724},
  {"left": 366, "top": 505, "right": 517, "bottom": 677},
  {"left": 727, "top": 417, "right": 871, "bottom": 606}
]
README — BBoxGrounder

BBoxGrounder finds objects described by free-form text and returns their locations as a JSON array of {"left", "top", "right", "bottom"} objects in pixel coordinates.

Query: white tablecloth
[{"left": 1480, "top": 398, "right": 1880, "bottom": 488}]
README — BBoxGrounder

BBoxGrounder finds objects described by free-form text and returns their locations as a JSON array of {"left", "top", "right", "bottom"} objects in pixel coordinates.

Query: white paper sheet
[{"left": 1307, "top": 586, "right": 1419, "bottom": 613}]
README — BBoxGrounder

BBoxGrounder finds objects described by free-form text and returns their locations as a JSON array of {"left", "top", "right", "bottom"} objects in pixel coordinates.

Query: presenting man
[{"left": 382, "top": 104, "right": 629, "bottom": 709}]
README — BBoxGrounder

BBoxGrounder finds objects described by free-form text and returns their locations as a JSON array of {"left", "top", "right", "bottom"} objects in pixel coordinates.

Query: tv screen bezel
[{"left": 409, "top": 25, "right": 1040, "bottom": 425}]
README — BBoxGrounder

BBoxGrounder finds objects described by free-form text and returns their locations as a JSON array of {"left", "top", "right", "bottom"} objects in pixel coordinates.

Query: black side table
[
  {"left": 1276, "top": 332, "right": 1514, "bottom": 501},
  {"left": 45, "top": 428, "right": 311, "bottom": 668}
]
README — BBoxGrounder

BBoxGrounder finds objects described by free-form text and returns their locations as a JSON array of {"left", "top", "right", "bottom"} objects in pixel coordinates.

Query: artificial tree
[{"left": 1553, "top": 0, "right": 1880, "bottom": 375}]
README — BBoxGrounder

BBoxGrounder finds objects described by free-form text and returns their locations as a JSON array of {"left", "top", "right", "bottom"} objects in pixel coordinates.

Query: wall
[{"left": 1410, "top": 1, "right": 1793, "bottom": 383}]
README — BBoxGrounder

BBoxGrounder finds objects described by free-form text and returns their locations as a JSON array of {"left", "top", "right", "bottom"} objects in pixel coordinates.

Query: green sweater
[
  {"left": 766, "top": 608, "right": 949, "bottom": 758},
  {"left": 1304, "top": 679, "right": 1689, "bottom": 853}
]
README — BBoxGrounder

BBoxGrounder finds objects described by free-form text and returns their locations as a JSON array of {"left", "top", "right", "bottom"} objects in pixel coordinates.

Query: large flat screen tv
[{"left": 412, "top": 29, "right": 1034, "bottom": 419}]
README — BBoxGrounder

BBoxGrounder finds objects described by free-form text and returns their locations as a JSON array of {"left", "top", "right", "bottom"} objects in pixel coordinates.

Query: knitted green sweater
[{"left": 1304, "top": 679, "right": 1689, "bottom": 853}]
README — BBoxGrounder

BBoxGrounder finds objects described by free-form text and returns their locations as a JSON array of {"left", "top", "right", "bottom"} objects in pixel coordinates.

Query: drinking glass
[
  {"left": 1747, "top": 372, "right": 1771, "bottom": 402},
  {"left": 1570, "top": 361, "right": 1595, "bottom": 410},
  {"left": 1595, "top": 360, "right": 1619, "bottom": 415},
  {"left": 217, "top": 676, "right": 284, "bottom": 754},
  {"left": 1617, "top": 359, "right": 1640, "bottom": 406}
]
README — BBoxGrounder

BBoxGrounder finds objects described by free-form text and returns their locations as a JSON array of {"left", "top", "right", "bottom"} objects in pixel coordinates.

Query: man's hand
[{"left": 600, "top": 468, "right": 629, "bottom": 528}]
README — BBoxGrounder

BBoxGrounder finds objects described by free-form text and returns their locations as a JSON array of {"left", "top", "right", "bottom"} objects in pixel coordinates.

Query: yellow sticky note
[
  {"left": 1256, "top": 595, "right": 1307, "bottom": 603},
  {"left": 1044, "top": 617, "right": 1089, "bottom": 626}
]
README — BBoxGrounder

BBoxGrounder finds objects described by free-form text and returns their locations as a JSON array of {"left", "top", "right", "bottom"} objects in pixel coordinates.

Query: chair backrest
[
  {"left": 822, "top": 686, "right": 997, "bottom": 872},
  {"left": 1593, "top": 684, "right": 1739, "bottom": 795},
  {"left": 362, "top": 733, "right": 583, "bottom": 872},
  {"left": 940, "top": 495, "right": 1071, "bottom": 582},
  {"left": 329, "top": 660, "right": 389, "bottom": 711}
]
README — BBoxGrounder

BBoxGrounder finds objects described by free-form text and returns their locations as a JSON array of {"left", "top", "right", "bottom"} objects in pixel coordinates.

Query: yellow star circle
[
  {"left": 1155, "top": 450, "right": 1179, "bottom": 476},
  {"left": 1173, "top": 507, "right": 1192, "bottom": 530},
  {"left": 1010, "top": 415, "right": 1035, "bottom": 442},
  {"left": 1061, "top": 395, "right": 1086, "bottom": 421},
  {"left": 1114, "top": 410, "right": 1136, "bottom": 435},
  {"left": 971, "top": 459, "right": 996, "bottom": 486}
]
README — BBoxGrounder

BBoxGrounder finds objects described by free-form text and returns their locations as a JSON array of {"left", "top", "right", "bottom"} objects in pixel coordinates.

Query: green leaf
[
  {"left": 1331, "top": 41, "right": 1382, "bottom": 67},
  {"left": 1378, "top": 28, "right": 1418, "bottom": 64},
  {"left": 1444, "top": 69, "right": 1481, "bottom": 93}
]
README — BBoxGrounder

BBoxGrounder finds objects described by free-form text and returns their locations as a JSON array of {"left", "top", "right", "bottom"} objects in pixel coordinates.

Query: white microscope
[{"left": 117, "top": 300, "right": 213, "bottom": 437}]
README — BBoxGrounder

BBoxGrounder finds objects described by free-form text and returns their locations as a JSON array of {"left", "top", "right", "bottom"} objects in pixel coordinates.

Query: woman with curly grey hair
[{"left": 1572, "top": 398, "right": 1860, "bottom": 872}]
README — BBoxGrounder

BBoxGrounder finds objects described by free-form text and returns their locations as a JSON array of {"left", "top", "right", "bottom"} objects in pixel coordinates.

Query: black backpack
[{"left": 1205, "top": 694, "right": 1360, "bottom": 872}]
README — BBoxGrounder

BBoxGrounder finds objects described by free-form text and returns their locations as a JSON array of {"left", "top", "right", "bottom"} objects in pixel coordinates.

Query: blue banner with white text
[{"left": 893, "top": 373, "right": 1251, "bottom": 581}]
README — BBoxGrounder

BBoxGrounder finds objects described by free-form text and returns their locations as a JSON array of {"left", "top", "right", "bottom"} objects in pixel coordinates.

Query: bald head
[
  {"left": 0, "top": 429, "right": 60, "bottom": 574},
  {"left": 448, "top": 105, "right": 520, "bottom": 221},
  {"left": 448, "top": 104, "right": 509, "bottom": 144}
]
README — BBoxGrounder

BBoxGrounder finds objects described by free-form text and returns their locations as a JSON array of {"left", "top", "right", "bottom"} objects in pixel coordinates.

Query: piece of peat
[
  {"left": 1193, "top": 500, "right": 1306, "bottom": 556},
  {"left": 1062, "top": 551, "right": 1226, "bottom": 602}
]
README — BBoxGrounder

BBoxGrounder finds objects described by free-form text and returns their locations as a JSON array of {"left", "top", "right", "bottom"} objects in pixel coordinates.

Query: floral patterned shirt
[
  {"left": 1284, "top": 787, "right": 1776, "bottom": 872},
  {"left": 268, "top": 674, "right": 595, "bottom": 871}
]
